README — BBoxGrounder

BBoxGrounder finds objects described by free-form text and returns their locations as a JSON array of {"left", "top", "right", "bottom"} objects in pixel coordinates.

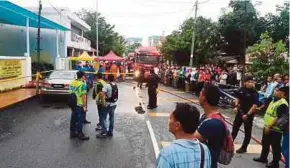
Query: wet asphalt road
[
  {"left": 0, "top": 81, "right": 283, "bottom": 168},
  {"left": 0, "top": 82, "right": 155, "bottom": 168},
  {"left": 135, "top": 83, "right": 280, "bottom": 168}
]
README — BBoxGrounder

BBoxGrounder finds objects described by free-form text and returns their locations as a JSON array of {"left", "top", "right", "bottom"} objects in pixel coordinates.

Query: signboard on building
[
  {"left": 72, "top": 33, "right": 91, "bottom": 46},
  {"left": 0, "top": 60, "right": 22, "bottom": 79}
]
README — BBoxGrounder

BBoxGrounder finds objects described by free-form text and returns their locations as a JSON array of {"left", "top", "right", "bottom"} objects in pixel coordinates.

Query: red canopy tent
[{"left": 98, "top": 51, "right": 125, "bottom": 61}]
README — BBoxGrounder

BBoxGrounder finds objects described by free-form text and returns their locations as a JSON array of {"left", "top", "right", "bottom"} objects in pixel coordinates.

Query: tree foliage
[
  {"left": 247, "top": 32, "right": 288, "bottom": 78},
  {"left": 161, "top": 1, "right": 289, "bottom": 67},
  {"left": 161, "top": 17, "right": 221, "bottom": 65},
  {"left": 76, "top": 9, "right": 126, "bottom": 56}
]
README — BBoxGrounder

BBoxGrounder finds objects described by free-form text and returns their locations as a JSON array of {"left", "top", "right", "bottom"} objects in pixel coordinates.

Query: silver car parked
[{"left": 39, "top": 70, "right": 78, "bottom": 101}]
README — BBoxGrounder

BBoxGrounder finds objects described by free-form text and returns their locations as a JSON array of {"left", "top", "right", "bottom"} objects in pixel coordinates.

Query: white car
[{"left": 39, "top": 70, "right": 78, "bottom": 101}]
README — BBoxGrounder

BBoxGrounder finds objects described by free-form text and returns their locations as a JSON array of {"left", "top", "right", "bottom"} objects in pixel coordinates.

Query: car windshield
[
  {"left": 49, "top": 71, "right": 76, "bottom": 80},
  {"left": 137, "top": 55, "right": 159, "bottom": 64}
]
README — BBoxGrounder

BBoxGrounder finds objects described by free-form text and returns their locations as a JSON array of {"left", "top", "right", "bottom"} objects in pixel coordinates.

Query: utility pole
[
  {"left": 241, "top": 0, "right": 247, "bottom": 83},
  {"left": 96, "top": 0, "right": 99, "bottom": 57},
  {"left": 37, "top": 0, "right": 42, "bottom": 63},
  {"left": 189, "top": 0, "right": 198, "bottom": 67}
]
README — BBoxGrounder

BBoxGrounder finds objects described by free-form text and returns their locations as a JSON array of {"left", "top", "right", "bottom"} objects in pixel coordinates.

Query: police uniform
[
  {"left": 69, "top": 79, "right": 87, "bottom": 137},
  {"left": 231, "top": 87, "right": 258, "bottom": 152},
  {"left": 137, "top": 68, "right": 145, "bottom": 88},
  {"left": 257, "top": 98, "right": 288, "bottom": 167},
  {"left": 147, "top": 71, "right": 159, "bottom": 109}
]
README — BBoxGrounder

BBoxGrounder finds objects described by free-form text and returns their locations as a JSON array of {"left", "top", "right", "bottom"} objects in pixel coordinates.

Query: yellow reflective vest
[{"left": 264, "top": 98, "right": 288, "bottom": 133}]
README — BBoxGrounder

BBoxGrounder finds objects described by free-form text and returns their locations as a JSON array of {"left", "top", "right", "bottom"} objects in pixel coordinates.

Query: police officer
[
  {"left": 137, "top": 67, "right": 145, "bottom": 88},
  {"left": 254, "top": 86, "right": 289, "bottom": 168},
  {"left": 147, "top": 69, "right": 159, "bottom": 109},
  {"left": 69, "top": 71, "right": 89, "bottom": 140},
  {"left": 232, "top": 76, "right": 258, "bottom": 153}
]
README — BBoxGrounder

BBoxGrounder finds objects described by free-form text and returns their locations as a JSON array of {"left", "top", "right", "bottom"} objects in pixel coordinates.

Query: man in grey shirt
[{"left": 96, "top": 74, "right": 118, "bottom": 138}]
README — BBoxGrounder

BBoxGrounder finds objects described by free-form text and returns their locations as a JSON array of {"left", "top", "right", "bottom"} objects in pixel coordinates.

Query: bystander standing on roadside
[
  {"left": 93, "top": 73, "right": 107, "bottom": 131},
  {"left": 97, "top": 74, "right": 118, "bottom": 138},
  {"left": 156, "top": 103, "right": 211, "bottom": 168},
  {"left": 194, "top": 84, "right": 228, "bottom": 168}
]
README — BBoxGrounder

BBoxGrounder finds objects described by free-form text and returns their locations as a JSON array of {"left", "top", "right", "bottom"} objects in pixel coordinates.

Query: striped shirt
[{"left": 156, "top": 139, "right": 211, "bottom": 168}]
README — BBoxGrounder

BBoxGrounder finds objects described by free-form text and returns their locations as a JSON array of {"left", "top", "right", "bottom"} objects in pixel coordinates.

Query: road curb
[{"left": 0, "top": 93, "right": 37, "bottom": 111}]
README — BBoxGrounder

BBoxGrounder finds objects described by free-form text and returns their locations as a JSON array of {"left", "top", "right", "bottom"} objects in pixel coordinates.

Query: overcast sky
[{"left": 10, "top": 0, "right": 285, "bottom": 40}]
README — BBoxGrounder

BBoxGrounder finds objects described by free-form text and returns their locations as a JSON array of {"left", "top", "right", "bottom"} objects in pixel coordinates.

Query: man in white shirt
[
  {"left": 190, "top": 68, "right": 198, "bottom": 93},
  {"left": 96, "top": 74, "right": 118, "bottom": 138}
]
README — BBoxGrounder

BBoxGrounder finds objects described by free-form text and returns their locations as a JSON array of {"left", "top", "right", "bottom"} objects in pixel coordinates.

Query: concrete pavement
[
  {"left": 135, "top": 83, "right": 281, "bottom": 168},
  {"left": 0, "top": 81, "right": 284, "bottom": 168},
  {"left": 0, "top": 82, "right": 155, "bottom": 168}
]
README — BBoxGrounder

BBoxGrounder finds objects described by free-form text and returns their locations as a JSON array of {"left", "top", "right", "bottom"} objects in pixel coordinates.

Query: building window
[{"left": 71, "top": 24, "right": 82, "bottom": 36}]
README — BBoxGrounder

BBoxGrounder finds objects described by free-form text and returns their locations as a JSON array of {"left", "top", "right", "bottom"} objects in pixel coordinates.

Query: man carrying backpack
[
  {"left": 69, "top": 71, "right": 89, "bottom": 140},
  {"left": 93, "top": 73, "right": 107, "bottom": 131},
  {"left": 97, "top": 74, "right": 118, "bottom": 138},
  {"left": 194, "top": 84, "right": 234, "bottom": 168}
]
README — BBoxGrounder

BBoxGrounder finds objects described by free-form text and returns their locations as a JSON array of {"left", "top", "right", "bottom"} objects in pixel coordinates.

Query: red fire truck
[{"left": 131, "top": 46, "right": 162, "bottom": 79}]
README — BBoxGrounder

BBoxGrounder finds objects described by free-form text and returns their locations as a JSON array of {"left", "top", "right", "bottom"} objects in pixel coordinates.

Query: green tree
[
  {"left": 218, "top": 0, "right": 260, "bottom": 58},
  {"left": 76, "top": 9, "right": 125, "bottom": 56},
  {"left": 264, "top": 2, "right": 289, "bottom": 43},
  {"left": 247, "top": 32, "right": 289, "bottom": 78},
  {"left": 160, "top": 16, "right": 221, "bottom": 65}
]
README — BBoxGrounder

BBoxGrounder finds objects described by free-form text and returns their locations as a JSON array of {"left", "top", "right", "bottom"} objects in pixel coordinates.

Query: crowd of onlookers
[{"left": 158, "top": 64, "right": 243, "bottom": 95}]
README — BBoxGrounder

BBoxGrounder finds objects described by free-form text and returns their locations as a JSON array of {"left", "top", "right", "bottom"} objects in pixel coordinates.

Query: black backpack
[
  {"left": 106, "top": 83, "right": 118, "bottom": 103},
  {"left": 67, "top": 93, "right": 77, "bottom": 109}
]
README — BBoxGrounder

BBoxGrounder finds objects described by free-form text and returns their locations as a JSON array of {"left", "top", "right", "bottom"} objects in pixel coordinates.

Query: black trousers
[
  {"left": 70, "top": 108, "right": 77, "bottom": 134},
  {"left": 231, "top": 113, "right": 254, "bottom": 149},
  {"left": 260, "top": 129, "right": 282, "bottom": 163},
  {"left": 190, "top": 81, "right": 196, "bottom": 93},
  {"left": 148, "top": 87, "right": 157, "bottom": 108},
  {"left": 196, "top": 82, "right": 204, "bottom": 96}
]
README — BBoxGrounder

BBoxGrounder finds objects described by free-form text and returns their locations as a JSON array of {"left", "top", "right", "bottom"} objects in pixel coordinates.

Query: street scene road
[
  {"left": 0, "top": 81, "right": 282, "bottom": 168},
  {"left": 0, "top": 0, "right": 289, "bottom": 168},
  {"left": 0, "top": 82, "right": 156, "bottom": 168}
]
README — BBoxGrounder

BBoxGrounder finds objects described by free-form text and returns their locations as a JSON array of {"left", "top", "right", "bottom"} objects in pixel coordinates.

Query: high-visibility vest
[
  {"left": 69, "top": 80, "right": 86, "bottom": 106},
  {"left": 264, "top": 98, "right": 288, "bottom": 133}
]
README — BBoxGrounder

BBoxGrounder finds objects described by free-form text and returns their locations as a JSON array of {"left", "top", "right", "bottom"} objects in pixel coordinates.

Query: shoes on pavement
[
  {"left": 84, "top": 120, "right": 91, "bottom": 124},
  {"left": 95, "top": 125, "right": 102, "bottom": 131},
  {"left": 96, "top": 132, "right": 107, "bottom": 138},
  {"left": 236, "top": 147, "right": 247, "bottom": 154},
  {"left": 78, "top": 133, "right": 90, "bottom": 141},
  {"left": 253, "top": 157, "right": 268, "bottom": 163},
  {"left": 266, "top": 161, "right": 279, "bottom": 168},
  {"left": 107, "top": 132, "right": 113, "bottom": 137}
]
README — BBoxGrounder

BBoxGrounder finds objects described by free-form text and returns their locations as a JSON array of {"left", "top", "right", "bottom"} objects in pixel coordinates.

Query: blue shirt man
[{"left": 157, "top": 103, "right": 211, "bottom": 168}]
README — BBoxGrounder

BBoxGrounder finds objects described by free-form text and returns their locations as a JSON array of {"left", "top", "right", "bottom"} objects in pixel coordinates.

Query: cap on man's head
[
  {"left": 244, "top": 76, "right": 254, "bottom": 82},
  {"left": 278, "top": 86, "right": 289, "bottom": 96}
]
